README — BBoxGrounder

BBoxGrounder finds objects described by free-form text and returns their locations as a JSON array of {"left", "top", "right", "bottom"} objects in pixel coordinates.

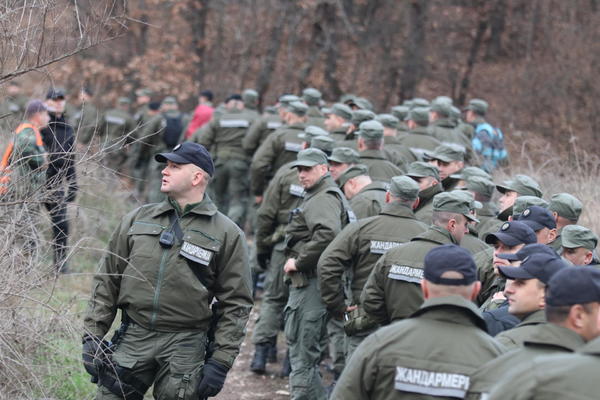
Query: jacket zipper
[{"left": 149, "top": 248, "right": 169, "bottom": 329}]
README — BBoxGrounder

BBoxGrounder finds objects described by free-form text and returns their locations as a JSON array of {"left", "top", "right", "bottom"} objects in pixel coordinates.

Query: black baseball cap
[
  {"left": 46, "top": 88, "right": 65, "bottom": 100},
  {"left": 517, "top": 206, "right": 557, "bottom": 232},
  {"left": 546, "top": 267, "right": 600, "bottom": 306},
  {"left": 200, "top": 90, "right": 213, "bottom": 101},
  {"left": 497, "top": 243, "right": 558, "bottom": 262},
  {"left": 424, "top": 244, "right": 477, "bottom": 285},
  {"left": 225, "top": 94, "right": 242, "bottom": 102},
  {"left": 484, "top": 221, "right": 537, "bottom": 247},
  {"left": 498, "top": 253, "right": 568, "bottom": 284},
  {"left": 155, "top": 142, "right": 215, "bottom": 177}
]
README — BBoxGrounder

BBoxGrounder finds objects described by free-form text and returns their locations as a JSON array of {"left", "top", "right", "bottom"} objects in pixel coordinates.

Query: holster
[{"left": 343, "top": 306, "right": 379, "bottom": 337}]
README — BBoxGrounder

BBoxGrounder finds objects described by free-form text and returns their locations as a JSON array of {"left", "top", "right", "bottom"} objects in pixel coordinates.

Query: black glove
[
  {"left": 256, "top": 252, "right": 270, "bottom": 271},
  {"left": 82, "top": 334, "right": 111, "bottom": 383},
  {"left": 196, "top": 359, "right": 229, "bottom": 398}
]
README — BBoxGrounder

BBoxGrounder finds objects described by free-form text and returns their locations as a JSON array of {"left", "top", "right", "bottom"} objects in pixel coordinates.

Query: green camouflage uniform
[{"left": 84, "top": 196, "right": 253, "bottom": 399}]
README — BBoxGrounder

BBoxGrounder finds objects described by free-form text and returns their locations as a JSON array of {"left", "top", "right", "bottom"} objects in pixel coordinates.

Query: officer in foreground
[
  {"left": 332, "top": 244, "right": 505, "bottom": 400},
  {"left": 284, "top": 148, "right": 353, "bottom": 400},
  {"left": 467, "top": 265, "right": 600, "bottom": 399},
  {"left": 82, "top": 142, "right": 253, "bottom": 399},
  {"left": 487, "top": 267, "right": 600, "bottom": 399}
]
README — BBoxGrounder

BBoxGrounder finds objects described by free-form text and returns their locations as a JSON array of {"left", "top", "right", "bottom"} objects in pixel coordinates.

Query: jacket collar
[
  {"left": 523, "top": 324, "right": 586, "bottom": 352},
  {"left": 359, "top": 149, "right": 386, "bottom": 160},
  {"left": 380, "top": 202, "right": 417, "bottom": 219},
  {"left": 151, "top": 195, "right": 218, "bottom": 218},
  {"left": 417, "top": 183, "right": 443, "bottom": 205},
  {"left": 412, "top": 225, "right": 457, "bottom": 245},
  {"left": 516, "top": 309, "right": 547, "bottom": 327},
  {"left": 411, "top": 295, "right": 487, "bottom": 331}
]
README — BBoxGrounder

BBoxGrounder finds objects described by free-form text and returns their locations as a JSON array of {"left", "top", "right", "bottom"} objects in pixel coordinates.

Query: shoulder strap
[
  {"left": 326, "top": 186, "right": 357, "bottom": 225},
  {"left": 168, "top": 211, "right": 210, "bottom": 290}
]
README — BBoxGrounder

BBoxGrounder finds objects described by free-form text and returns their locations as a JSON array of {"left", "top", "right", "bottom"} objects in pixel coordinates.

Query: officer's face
[
  {"left": 325, "top": 114, "right": 343, "bottom": 131},
  {"left": 493, "top": 242, "right": 525, "bottom": 274},
  {"left": 562, "top": 247, "right": 593, "bottom": 265},
  {"left": 46, "top": 98, "right": 66, "bottom": 113},
  {"left": 535, "top": 227, "right": 557, "bottom": 245},
  {"left": 297, "top": 164, "right": 327, "bottom": 189},
  {"left": 415, "top": 176, "right": 436, "bottom": 192},
  {"left": 160, "top": 161, "right": 201, "bottom": 195},
  {"left": 328, "top": 161, "right": 350, "bottom": 180},
  {"left": 498, "top": 191, "right": 518, "bottom": 212},
  {"left": 504, "top": 278, "right": 545, "bottom": 318},
  {"left": 429, "top": 160, "right": 463, "bottom": 180}
]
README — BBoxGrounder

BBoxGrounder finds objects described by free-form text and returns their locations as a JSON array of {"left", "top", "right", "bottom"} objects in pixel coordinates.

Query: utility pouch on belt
[{"left": 343, "top": 307, "right": 379, "bottom": 336}]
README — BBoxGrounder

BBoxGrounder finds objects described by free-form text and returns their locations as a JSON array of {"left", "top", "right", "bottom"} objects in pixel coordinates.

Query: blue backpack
[{"left": 472, "top": 122, "right": 508, "bottom": 172}]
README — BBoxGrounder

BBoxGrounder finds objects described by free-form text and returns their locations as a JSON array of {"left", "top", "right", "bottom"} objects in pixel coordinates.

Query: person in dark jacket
[{"left": 42, "top": 88, "right": 78, "bottom": 273}]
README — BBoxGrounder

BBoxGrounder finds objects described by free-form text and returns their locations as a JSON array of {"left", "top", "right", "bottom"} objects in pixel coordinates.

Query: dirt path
[{"left": 215, "top": 294, "right": 334, "bottom": 399}]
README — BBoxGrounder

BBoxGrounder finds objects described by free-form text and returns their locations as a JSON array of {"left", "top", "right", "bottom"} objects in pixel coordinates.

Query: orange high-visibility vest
[{"left": 0, "top": 123, "right": 43, "bottom": 194}]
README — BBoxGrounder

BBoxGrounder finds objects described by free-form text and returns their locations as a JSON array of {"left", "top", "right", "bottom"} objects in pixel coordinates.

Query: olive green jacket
[
  {"left": 332, "top": 296, "right": 505, "bottom": 400},
  {"left": 192, "top": 108, "right": 257, "bottom": 162},
  {"left": 349, "top": 181, "right": 388, "bottom": 219},
  {"left": 361, "top": 225, "right": 458, "bottom": 324},
  {"left": 472, "top": 202, "right": 498, "bottom": 236},
  {"left": 250, "top": 122, "right": 306, "bottom": 195},
  {"left": 487, "top": 334, "right": 600, "bottom": 399},
  {"left": 306, "top": 106, "right": 326, "bottom": 128},
  {"left": 255, "top": 161, "right": 304, "bottom": 255},
  {"left": 135, "top": 113, "right": 166, "bottom": 163},
  {"left": 359, "top": 149, "right": 405, "bottom": 182},
  {"left": 382, "top": 135, "right": 416, "bottom": 169},
  {"left": 103, "top": 108, "right": 137, "bottom": 145},
  {"left": 319, "top": 202, "right": 427, "bottom": 316},
  {"left": 467, "top": 324, "right": 585, "bottom": 399},
  {"left": 330, "top": 125, "right": 350, "bottom": 142},
  {"left": 242, "top": 113, "right": 282, "bottom": 156},
  {"left": 414, "top": 183, "right": 444, "bottom": 225},
  {"left": 72, "top": 102, "right": 101, "bottom": 145},
  {"left": 398, "top": 126, "right": 441, "bottom": 160},
  {"left": 427, "top": 118, "right": 472, "bottom": 151},
  {"left": 495, "top": 309, "right": 547, "bottom": 350},
  {"left": 83, "top": 197, "right": 253, "bottom": 368},
  {"left": 285, "top": 174, "right": 349, "bottom": 275},
  {"left": 462, "top": 229, "right": 490, "bottom": 255}
]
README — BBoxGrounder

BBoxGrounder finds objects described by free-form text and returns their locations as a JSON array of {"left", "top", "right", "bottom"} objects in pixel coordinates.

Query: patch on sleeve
[
  {"left": 388, "top": 265, "right": 423, "bottom": 283},
  {"left": 289, "top": 184, "right": 306, "bottom": 198},
  {"left": 180, "top": 241, "right": 213, "bottom": 266},
  {"left": 394, "top": 366, "right": 470, "bottom": 398},
  {"left": 284, "top": 142, "right": 303, "bottom": 152},
  {"left": 267, "top": 121, "right": 282, "bottom": 129},
  {"left": 370, "top": 240, "right": 401, "bottom": 254}
]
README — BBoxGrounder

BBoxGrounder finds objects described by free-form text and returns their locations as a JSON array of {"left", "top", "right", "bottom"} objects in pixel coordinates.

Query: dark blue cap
[
  {"left": 517, "top": 206, "right": 557, "bottom": 231},
  {"left": 498, "top": 253, "right": 568, "bottom": 284},
  {"left": 155, "top": 142, "right": 215, "bottom": 177},
  {"left": 484, "top": 221, "right": 537, "bottom": 247},
  {"left": 546, "top": 267, "right": 600, "bottom": 306},
  {"left": 424, "top": 244, "right": 477, "bottom": 285},
  {"left": 497, "top": 243, "right": 558, "bottom": 261},
  {"left": 200, "top": 90, "right": 213, "bottom": 101},
  {"left": 225, "top": 94, "right": 242, "bottom": 102}
]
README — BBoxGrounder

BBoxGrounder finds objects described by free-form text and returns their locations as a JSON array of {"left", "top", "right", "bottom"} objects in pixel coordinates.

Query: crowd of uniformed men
[{"left": 3, "top": 80, "right": 600, "bottom": 399}]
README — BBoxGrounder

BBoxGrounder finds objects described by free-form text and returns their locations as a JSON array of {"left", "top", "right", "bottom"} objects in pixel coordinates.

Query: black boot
[
  {"left": 250, "top": 343, "right": 269, "bottom": 374},
  {"left": 279, "top": 350, "right": 291, "bottom": 378},
  {"left": 267, "top": 336, "right": 277, "bottom": 363}
]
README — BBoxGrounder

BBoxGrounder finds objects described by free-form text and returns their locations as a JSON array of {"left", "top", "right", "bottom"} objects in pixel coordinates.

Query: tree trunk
[
  {"left": 399, "top": 0, "right": 429, "bottom": 101},
  {"left": 457, "top": 3, "right": 489, "bottom": 105},
  {"left": 485, "top": 0, "right": 507, "bottom": 60}
]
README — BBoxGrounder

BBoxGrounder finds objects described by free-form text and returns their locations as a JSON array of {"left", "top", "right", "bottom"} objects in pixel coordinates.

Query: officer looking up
[{"left": 82, "top": 142, "right": 253, "bottom": 400}]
